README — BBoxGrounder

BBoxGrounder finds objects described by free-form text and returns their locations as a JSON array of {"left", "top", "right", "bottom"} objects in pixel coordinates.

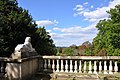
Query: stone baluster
[
  {"left": 88, "top": 61, "right": 92, "bottom": 74},
  {"left": 44, "top": 59, "right": 47, "bottom": 71},
  {"left": 60, "top": 60, "right": 64, "bottom": 72},
  {"left": 52, "top": 59, "right": 55, "bottom": 72},
  {"left": 99, "top": 61, "right": 102, "bottom": 74},
  {"left": 74, "top": 60, "right": 77, "bottom": 73},
  {"left": 70, "top": 60, "right": 73, "bottom": 72},
  {"left": 0, "top": 62, "right": 4, "bottom": 73},
  {"left": 93, "top": 61, "right": 97, "bottom": 74},
  {"left": 39, "top": 59, "right": 43, "bottom": 71},
  {"left": 79, "top": 60, "right": 82, "bottom": 73},
  {"left": 56, "top": 60, "right": 59, "bottom": 72},
  {"left": 104, "top": 61, "right": 108, "bottom": 74},
  {"left": 84, "top": 61, "right": 86, "bottom": 73},
  {"left": 109, "top": 60, "right": 113, "bottom": 74},
  {"left": 48, "top": 59, "right": 51, "bottom": 69},
  {"left": 114, "top": 61, "right": 118, "bottom": 73},
  {"left": 65, "top": 60, "right": 68, "bottom": 72}
]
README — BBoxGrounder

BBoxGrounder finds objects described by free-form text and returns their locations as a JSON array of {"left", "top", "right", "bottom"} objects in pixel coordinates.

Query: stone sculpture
[
  {"left": 15, "top": 37, "right": 35, "bottom": 52},
  {"left": 11, "top": 37, "right": 37, "bottom": 59}
]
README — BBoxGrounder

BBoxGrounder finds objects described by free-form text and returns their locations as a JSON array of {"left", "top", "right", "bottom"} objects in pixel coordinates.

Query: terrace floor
[{"left": 29, "top": 72, "right": 120, "bottom": 80}]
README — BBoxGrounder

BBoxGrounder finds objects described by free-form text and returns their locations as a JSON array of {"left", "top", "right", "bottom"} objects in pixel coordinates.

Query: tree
[
  {"left": 62, "top": 47, "right": 74, "bottom": 56},
  {"left": 0, "top": 0, "right": 37, "bottom": 56},
  {"left": 0, "top": 0, "right": 56, "bottom": 56},
  {"left": 56, "top": 47, "right": 64, "bottom": 56},
  {"left": 84, "top": 45, "right": 94, "bottom": 56},
  {"left": 35, "top": 27, "right": 57, "bottom": 55},
  {"left": 93, "top": 5, "right": 120, "bottom": 56}
]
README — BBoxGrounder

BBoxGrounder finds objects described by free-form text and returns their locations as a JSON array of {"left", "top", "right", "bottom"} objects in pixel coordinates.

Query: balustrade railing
[
  {"left": 0, "top": 56, "right": 119, "bottom": 79},
  {"left": 40, "top": 56, "right": 120, "bottom": 74}
]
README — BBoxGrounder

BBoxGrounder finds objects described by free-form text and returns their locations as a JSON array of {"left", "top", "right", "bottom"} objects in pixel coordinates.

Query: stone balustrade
[
  {"left": 0, "top": 56, "right": 119, "bottom": 80},
  {"left": 40, "top": 56, "right": 120, "bottom": 74}
]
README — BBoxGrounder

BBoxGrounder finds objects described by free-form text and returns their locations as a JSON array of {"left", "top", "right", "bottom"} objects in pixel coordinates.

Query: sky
[{"left": 17, "top": 0, "right": 120, "bottom": 47}]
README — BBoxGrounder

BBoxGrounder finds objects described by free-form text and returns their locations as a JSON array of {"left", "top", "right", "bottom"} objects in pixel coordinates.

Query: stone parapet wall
[{"left": 6, "top": 56, "right": 39, "bottom": 80}]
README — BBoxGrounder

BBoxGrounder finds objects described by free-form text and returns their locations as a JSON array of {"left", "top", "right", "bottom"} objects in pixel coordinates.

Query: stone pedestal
[{"left": 6, "top": 55, "right": 39, "bottom": 80}]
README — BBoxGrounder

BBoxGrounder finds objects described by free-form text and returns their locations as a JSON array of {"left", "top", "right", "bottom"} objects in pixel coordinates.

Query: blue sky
[{"left": 18, "top": 0, "right": 120, "bottom": 47}]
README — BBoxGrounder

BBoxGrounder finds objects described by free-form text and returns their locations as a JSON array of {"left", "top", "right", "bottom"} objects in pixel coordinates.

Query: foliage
[
  {"left": 57, "top": 41, "right": 93, "bottom": 56},
  {"left": 0, "top": 0, "right": 56, "bottom": 56},
  {"left": 94, "top": 48, "right": 107, "bottom": 56},
  {"left": 84, "top": 46, "right": 94, "bottom": 56},
  {"left": 35, "top": 27, "right": 57, "bottom": 55},
  {"left": 79, "top": 41, "right": 94, "bottom": 56},
  {"left": 62, "top": 47, "right": 75, "bottom": 56},
  {"left": 93, "top": 5, "right": 120, "bottom": 56}
]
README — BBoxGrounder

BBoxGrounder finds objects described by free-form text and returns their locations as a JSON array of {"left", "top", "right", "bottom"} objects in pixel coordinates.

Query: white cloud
[
  {"left": 74, "top": 0, "right": 120, "bottom": 22},
  {"left": 51, "top": 31, "right": 96, "bottom": 46},
  {"left": 53, "top": 24, "right": 97, "bottom": 34},
  {"left": 83, "top": 7, "right": 109, "bottom": 19},
  {"left": 109, "top": 0, "right": 120, "bottom": 8},
  {"left": 90, "top": 5, "right": 94, "bottom": 8},
  {"left": 83, "top": 2, "right": 88, "bottom": 5},
  {"left": 73, "top": 5, "right": 89, "bottom": 16},
  {"left": 53, "top": 27, "right": 61, "bottom": 30},
  {"left": 36, "top": 20, "right": 58, "bottom": 27},
  {"left": 46, "top": 30, "right": 52, "bottom": 33},
  {"left": 73, "top": 5, "right": 84, "bottom": 11},
  {"left": 50, "top": 33, "right": 64, "bottom": 39},
  {"left": 51, "top": 22, "right": 98, "bottom": 46}
]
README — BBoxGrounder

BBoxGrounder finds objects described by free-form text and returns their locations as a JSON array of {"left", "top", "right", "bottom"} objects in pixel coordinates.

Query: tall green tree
[
  {"left": 0, "top": 0, "right": 56, "bottom": 56},
  {"left": 93, "top": 5, "right": 120, "bottom": 56},
  {"left": 0, "top": 0, "right": 37, "bottom": 56},
  {"left": 35, "top": 27, "right": 57, "bottom": 55}
]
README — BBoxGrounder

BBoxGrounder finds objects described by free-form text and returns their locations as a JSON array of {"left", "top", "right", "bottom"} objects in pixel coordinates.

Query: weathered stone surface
[{"left": 5, "top": 56, "right": 39, "bottom": 80}]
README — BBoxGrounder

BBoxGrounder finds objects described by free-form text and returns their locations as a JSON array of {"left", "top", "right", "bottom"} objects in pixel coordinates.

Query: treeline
[
  {"left": 56, "top": 41, "right": 107, "bottom": 56},
  {"left": 56, "top": 41, "right": 92, "bottom": 56}
]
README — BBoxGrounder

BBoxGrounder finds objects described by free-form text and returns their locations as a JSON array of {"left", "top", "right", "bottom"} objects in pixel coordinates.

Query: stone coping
[
  {"left": 0, "top": 55, "right": 39, "bottom": 63},
  {"left": 41, "top": 56, "right": 120, "bottom": 60},
  {"left": 0, "top": 56, "right": 119, "bottom": 63}
]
